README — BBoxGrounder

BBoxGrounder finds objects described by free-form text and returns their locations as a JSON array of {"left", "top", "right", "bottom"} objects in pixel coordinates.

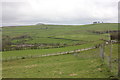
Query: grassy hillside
[
  {"left": 2, "top": 23, "right": 118, "bottom": 51},
  {"left": 2, "top": 23, "right": 118, "bottom": 59},
  {"left": 3, "top": 44, "right": 118, "bottom": 78},
  {"left": 2, "top": 23, "right": 118, "bottom": 78},
  {"left": 2, "top": 41, "right": 102, "bottom": 59},
  {"left": 2, "top": 53, "right": 111, "bottom": 78}
]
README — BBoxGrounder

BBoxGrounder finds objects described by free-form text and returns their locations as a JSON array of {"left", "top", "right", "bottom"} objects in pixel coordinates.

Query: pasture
[
  {"left": 2, "top": 23, "right": 119, "bottom": 78},
  {"left": 2, "top": 23, "right": 118, "bottom": 51},
  {"left": 2, "top": 44, "right": 118, "bottom": 78}
]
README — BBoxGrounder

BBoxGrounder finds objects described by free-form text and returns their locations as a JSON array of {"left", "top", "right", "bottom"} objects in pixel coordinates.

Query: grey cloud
[{"left": 1, "top": 0, "right": 119, "bottom": 26}]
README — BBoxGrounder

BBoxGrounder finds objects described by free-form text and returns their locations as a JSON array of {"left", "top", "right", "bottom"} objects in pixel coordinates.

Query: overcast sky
[{"left": 1, "top": 0, "right": 119, "bottom": 26}]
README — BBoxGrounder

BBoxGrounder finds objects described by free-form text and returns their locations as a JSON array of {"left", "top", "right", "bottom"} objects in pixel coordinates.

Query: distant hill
[{"left": 36, "top": 23, "right": 45, "bottom": 25}]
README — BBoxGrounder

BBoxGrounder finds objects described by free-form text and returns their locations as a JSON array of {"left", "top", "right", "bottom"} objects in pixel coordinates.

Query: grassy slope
[
  {"left": 3, "top": 44, "right": 118, "bottom": 78},
  {"left": 2, "top": 53, "right": 112, "bottom": 78},
  {"left": 2, "top": 41, "right": 102, "bottom": 59},
  {"left": 2, "top": 44, "right": 118, "bottom": 78},
  {"left": 2, "top": 23, "right": 118, "bottom": 44},
  {"left": 2, "top": 23, "right": 118, "bottom": 78},
  {"left": 2, "top": 23, "right": 118, "bottom": 59}
]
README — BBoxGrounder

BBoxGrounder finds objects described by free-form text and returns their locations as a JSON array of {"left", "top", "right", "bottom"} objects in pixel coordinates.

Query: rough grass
[
  {"left": 2, "top": 53, "right": 112, "bottom": 78},
  {"left": 2, "top": 23, "right": 118, "bottom": 78},
  {"left": 2, "top": 44, "right": 118, "bottom": 78}
]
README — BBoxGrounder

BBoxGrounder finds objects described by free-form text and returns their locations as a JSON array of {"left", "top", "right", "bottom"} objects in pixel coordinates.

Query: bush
[{"left": 110, "top": 32, "right": 120, "bottom": 41}]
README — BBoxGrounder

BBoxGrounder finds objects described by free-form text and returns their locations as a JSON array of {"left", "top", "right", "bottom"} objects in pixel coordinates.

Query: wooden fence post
[
  {"left": 109, "top": 41, "right": 112, "bottom": 70},
  {"left": 118, "top": 43, "right": 120, "bottom": 77},
  {"left": 118, "top": 58, "right": 120, "bottom": 77},
  {"left": 100, "top": 44, "right": 104, "bottom": 60}
]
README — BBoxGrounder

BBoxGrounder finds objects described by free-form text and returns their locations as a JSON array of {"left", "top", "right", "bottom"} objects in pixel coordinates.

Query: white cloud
[{"left": 1, "top": 0, "right": 119, "bottom": 26}]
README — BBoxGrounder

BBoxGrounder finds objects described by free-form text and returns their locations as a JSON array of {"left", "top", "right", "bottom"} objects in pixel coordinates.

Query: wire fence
[
  {"left": 72, "top": 42, "right": 118, "bottom": 77},
  {"left": 103, "top": 42, "right": 118, "bottom": 76}
]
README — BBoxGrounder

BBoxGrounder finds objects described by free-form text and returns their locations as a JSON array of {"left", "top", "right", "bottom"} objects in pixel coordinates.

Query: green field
[
  {"left": 2, "top": 23, "right": 118, "bottom": 58},
  {"left": 2, "top": 56, "right": 110, "bottom": 78},
  {"left": 3, "top": 41, "right": 102, "bottom": 59},
  {"left": 2, "top": 44, "right": 118, "bottom": 78},
  {"left": 2, "top": 23, "right": 117, "bottom": 46},
  {"left": 2, "top": 23, "right": 119, "bottom": 78}
]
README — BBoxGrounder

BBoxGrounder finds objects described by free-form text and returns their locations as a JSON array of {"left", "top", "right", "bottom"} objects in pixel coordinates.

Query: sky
[{"left": 0, "top": 0, "right": 119, "bottom": 26}]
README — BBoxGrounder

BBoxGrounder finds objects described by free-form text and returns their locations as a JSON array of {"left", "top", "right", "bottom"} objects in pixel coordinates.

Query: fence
[
  {"left": 98, "top": 41, "right": 118, "bottom": 76},
  {"left": 97, "top": 30, "right": 119, "bottom": 77},
  {"left": 71, "top": 41, "right": 118, "bottom": 77}
]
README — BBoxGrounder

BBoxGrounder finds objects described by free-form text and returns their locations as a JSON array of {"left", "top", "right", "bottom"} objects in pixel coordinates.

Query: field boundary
[{"left": 2, "top": 47, "right": 96, "bottom": 62}]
